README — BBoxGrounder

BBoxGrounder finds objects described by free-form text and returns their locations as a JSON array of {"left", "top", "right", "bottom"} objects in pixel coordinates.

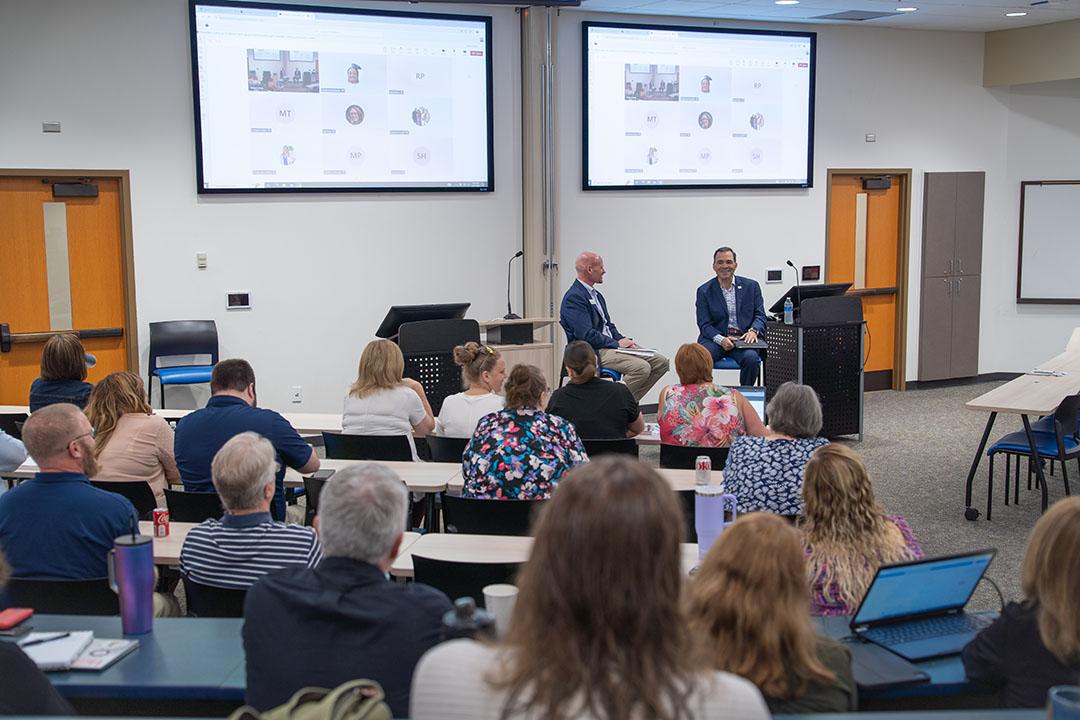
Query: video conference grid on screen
[
  {"left": 583, "top": 23, "right": 815, "bottom": 190},
  {"left": 192, "top": 2, "right": 492, "bottom": 192}
]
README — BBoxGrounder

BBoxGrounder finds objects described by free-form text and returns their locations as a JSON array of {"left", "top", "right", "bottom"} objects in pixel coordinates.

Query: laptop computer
[
  {"left": 849, "top": 549, "right": 996, "bottom": 662},
  {"left": 734, "top": 386, "right": 765, "bottom": 421}
]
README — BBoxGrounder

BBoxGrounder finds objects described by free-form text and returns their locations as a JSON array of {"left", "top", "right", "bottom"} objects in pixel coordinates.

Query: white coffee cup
[{"left": 482, "top": 583, "right": 519, "bottom": 638}]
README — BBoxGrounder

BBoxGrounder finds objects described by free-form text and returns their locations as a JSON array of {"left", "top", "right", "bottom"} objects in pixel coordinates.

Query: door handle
[
  {"left": 945, "top": 259, "right": 952, "bottom": 275},
  {"left": 944, "top": 278, "right": 951, "bottom": 296},
  {"left": 956, "top": 278, "right": 961, "bottom": 295},
  {"left": 957, "top": 257, "right": 964, "bottom": 274},
  {"left": 0, "top": 324, "right": 122, "bottom": 353}
]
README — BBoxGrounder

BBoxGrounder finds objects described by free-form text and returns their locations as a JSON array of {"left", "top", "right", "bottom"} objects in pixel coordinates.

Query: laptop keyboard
[{"left": 863, "top": 614, "right": 993, "bottom": 645}]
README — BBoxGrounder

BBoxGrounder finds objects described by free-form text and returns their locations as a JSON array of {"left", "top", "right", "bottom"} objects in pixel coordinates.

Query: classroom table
[
  {"left": 964, "top": 343, "right": 1080, "bottom": 517},
  {"left": 443, "top": 466, "right": 706, "bottom": 494}
]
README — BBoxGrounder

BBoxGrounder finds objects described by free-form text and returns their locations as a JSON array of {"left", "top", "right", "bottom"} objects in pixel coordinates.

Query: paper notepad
[
  {"left": 70, "top": 638, "right": 140, "bottom": 671},
  {"left": 19, "top": 631, "right": 94, "bottom": 671}
]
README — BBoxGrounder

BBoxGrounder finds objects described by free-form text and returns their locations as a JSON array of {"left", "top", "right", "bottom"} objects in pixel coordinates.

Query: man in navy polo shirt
[
  {"left": 0, "top": 403, "right": 135, "bottom": 579},
  {"left": 174, "top": 359, "right": 319, "bottom": 521}
]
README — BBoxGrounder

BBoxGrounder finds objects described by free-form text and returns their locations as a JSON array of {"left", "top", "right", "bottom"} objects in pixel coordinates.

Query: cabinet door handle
[
  {"left": 945, "top": 277, "right": 951, "bottom": 295},
  {"left": 957, "top": 257, "right": 963, "bottom": 274},
  {"left": 956, "top": 277, "right": 961, "bottom": 295},
  {"left": 946, "top": 259, "right": 952, "bottom": 275}
]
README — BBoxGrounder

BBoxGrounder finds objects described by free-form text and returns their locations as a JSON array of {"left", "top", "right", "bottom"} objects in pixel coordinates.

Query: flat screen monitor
[
  {"left": 375, "top": 303, "right": 471, "bottom": 339},
  {"left": 768, "top": 282, "right": 851, "bottom": 315},
  {"left": 582, "top": 21, "right": 815, "bottom": 190},
  {"left": 190, "top": 0, "right": 494, "bottom": 193}
]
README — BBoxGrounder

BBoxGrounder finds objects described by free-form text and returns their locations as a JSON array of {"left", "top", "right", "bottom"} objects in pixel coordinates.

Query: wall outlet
[{"left": 290, "top": 386, "right": 302, "bottom": 403}]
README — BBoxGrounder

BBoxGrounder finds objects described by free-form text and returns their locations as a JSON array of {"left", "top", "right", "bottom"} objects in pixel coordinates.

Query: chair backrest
[
  {"left": 440, "top": 494, "right": 544, "bottom": 536},
  {"left": 90, "top": 481, "right": 158, "bottom": 520},
  {"left": 659, "top": 443, "right": 729, "bottom": 470},
  {"left": 676, "top": 490, "right": 697, "bottom": 543},
  {"left": 426, "top": 435, "right": 469, "bottom": 463},
  {"left": 165, "top": 488, "right": 224, "bottom": 523},
  {"left": 1053, "top": 394, "right": 1080, "bottom": 439},
  {"left": 148, "top": 320, "right": 219, "bottom": 371},
  {"left": 2, "top": 577, "right": 118, "bottom": 615},
  {"left": 0, "top": 412, "right": 27, "bottom": 440},
  {"left": 412, "top": 555, "right": 521, "bottom": 608},
  {"left": 182, "top": 576, "right": 247, "bottom": 618},
  {"left": 581, "top": 437, "right": 638, "bottom": 458},
  {"left": 322, "top": 433, "right": 413, "bottom": 461},
  {"left": 302, "top": 474, "right": 328, "bottom": 526},
  {"left": 398, "top": 319, "right": 480, "bottom": 416}
]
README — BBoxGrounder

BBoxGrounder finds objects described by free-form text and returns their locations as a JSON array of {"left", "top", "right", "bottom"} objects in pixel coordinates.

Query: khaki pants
[{"left": 598, "top": 348, "right": 670, "bottom": 401}]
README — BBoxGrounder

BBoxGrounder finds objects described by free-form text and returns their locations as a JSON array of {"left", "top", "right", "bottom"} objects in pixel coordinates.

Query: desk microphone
[
  {"left": 786, "top": 259, "right": 801, "bottom": 306},
  {"left": 504, "top": 250, "right": 524, "bottom": 320}
]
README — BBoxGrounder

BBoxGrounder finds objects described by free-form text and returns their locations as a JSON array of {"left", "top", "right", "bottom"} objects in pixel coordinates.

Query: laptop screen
[
  {"left": 852, "top": 550, "right": 995, "bottom": 626},
  {"left": 735, "top": 387, "right": 766, "bottom": 422}
]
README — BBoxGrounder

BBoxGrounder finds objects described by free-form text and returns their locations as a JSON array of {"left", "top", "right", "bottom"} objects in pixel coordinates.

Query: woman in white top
[
  {"left": 410, "top": 456, "right": 770, "bottom": 720},
  {"left": 435, "top": 342, "right": 506, "bottom": 438},
  {"left": 341, "top": 339, "right": 435, "bottom": 461}
]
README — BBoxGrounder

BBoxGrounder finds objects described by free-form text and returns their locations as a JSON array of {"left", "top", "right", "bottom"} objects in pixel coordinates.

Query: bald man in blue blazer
[{"left": 696, "top": 246, "right": 766, "bottom": 386}]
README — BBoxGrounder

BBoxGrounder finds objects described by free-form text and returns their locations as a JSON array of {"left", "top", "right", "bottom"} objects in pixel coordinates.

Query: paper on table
[
  {"left": 70, "top": 638, "right": 140, "bottom": 671},
  {"left": 19, "top": 631, "right": 93, "bottom": 671}
]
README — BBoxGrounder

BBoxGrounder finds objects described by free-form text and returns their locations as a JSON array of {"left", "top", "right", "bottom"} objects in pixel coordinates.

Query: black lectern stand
[{"left": 765, "top": 295, "right": 864, "bottom": 439}]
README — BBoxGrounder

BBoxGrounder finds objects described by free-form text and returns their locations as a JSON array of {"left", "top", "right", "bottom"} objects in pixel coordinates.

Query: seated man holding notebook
[{"left": 696, "top": 246, "right": 767, "bottom": 386}]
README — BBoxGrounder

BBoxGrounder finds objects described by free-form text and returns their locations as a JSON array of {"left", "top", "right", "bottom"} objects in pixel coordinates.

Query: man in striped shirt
[{"left": 179, "top": 432, "right": 321, "bottom": 589}]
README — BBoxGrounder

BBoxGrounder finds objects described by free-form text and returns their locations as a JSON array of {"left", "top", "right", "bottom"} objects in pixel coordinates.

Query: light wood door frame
[
  {"left": 0, "top": 169, "right": 139, "bottom": 371},
  {"left": 824, "top": 168, "right": 912, "bottom": 392}
]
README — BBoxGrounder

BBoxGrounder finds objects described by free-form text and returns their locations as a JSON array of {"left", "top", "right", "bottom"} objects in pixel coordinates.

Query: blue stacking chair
[
  {"left": 148, "top": 320, "right": 219, "bottom": 408},
  {"left": 984, "top": 394, "right": 1080, "bottom": 520},
  {"left": 714, "top": 357, "right": 761, "bottom": 386}
]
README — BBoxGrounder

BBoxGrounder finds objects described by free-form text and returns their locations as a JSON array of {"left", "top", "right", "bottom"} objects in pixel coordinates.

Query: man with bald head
[
  {"left": 0, "top": 403, "right": 136, "bottom": 579},
  {"left": 559, "top": 251, "right": 669, "bottom": 400}
]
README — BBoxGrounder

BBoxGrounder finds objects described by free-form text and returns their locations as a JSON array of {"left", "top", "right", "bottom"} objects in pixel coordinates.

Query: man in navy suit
[
  {"left": 560, "top": 252, "right": 669, "bottom": 401},
  {"left": 696, "top": 247, "right": 767, "bottom": 386}
]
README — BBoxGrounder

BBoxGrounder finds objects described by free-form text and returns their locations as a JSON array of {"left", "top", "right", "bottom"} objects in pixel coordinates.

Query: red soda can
[
  {"left": 152, "top": 508, "right": 170, "bottom": 537},
  {"left": 695, "top": 455, "right": 712, "bottom": 485}
]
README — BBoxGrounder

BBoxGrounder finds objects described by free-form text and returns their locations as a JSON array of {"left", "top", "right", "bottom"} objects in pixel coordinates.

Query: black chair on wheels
[
  {"left": 148, "top": 320, "right": 219, "bottom": 408},
  {"left": 426, "top": 435, "right": 469, "bottom": 463},
  {"left": 398, "top": 319, "right": 481, "bottom": 417},
  {"left": 322, "top": 432, "right": 412, "bottom": 461},
  {"left": 412, "top": 556, "right": 521, "bottom": 608},
  {"left": 0, "top": 413, "right": 26, "bottom": 440},
  {"left": 659, "top": 444, "right": 729, "bottom": 470},
  {"left": 2, "top": 578, "right": 118, "bottom": 615},
  {"left": 165, "top": 488, "right": 224, "bottom": 523},
  {"left": 182, "top": 576, "right": 247, "bottom": 618},
  {"left": 302, "top": 473, "right": 330, "bottom": 526},
  {"left": 440, "top": 494, "right": 544, "bottom": 536},
  {"left": 581, "top": 437, "right": 639, "bottom": 458},
  {"left": 91, "top": 480, "right": 158, "bottom": 520}
]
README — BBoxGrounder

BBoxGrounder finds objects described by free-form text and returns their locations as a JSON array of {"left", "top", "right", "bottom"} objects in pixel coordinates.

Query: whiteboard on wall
[{"left": 1018, "top": 181, "right": 1080, "bottom": 304}]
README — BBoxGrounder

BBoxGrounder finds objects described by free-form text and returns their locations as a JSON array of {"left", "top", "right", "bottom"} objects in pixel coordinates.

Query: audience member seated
[
  {"left": 175, "top": 359, "right": 319, "bottom": 521},
  {"left": 411, "top": 457, "right": 769, "bottom": 720},
  {"left": 180, "top": 432, "right": 321, "bottom": 590},
  {"left": 687, "top": 513, "right": 857, "bottom": 713},
  {"left": 962, "top": 496, "right": 1080, "bottom": 707},
  {"left": 0, "top": 429, "right": 26, "bottom": 472},
  {"left": 342, "top": 339, "right": 435, "bottom": 460},
  {"left": 435, "top": 342, "right": 506, "bottom": 438},
  {"left": 0, "top": 551, "right": 73, "bottom": 715},
  {"left": 547, "top": 340, "right": 644, "bottom": 439},
  {"left": 243, "top": 463, "right": 451, "bottom": 717},
  {"left": 658, "top": 343, "right": 765, "bottom": 447},
  {"left": 801, "top": 444, "right": 922, "bottom": 616},
  {"left": 723, "top": 382, "right": 829, "bottom": 516},
  {"left": 462, "top": 364, "right": 587, "bottom": 500},
  {"left": 85, "top": 371, "right": 179, "bottom": 507},
  {"left": 28, "top": 333, "right": 93, "bottom": 412}
]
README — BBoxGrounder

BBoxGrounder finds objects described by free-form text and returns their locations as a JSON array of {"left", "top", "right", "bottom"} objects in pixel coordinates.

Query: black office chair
[
  {"left": 182, "top": 576, "right": 247, "bottom": 618},
  {"left": 440, "top": 494, "right": 544, "bottom": 536},
  {"left": 302, "top": 473, "right": 329, "bottom": 526},
  {"left": 426, "top": 435, "right": 469, "bottom": 463},
  {"left": 165, "top": 488, "right": 224, "bottom": 523},
  {"left": 581, "top": 437, "right": 639, "bottom": 458},
  {"left": 0, "top": 412, "right": 26, "bottom": 440},
  {"left": 659, "top": 444, "right": 729, "bottom": 470},
  {"left": 148, "top": 320, "right": 219, "bottom": 408},
  {"left": 398, "top": 319, "right": 481, "bottom": 416},
  {"left": 91, "top": 480, "right": 158, "bottom": 520},
  {"left": 2, "top": 578, "right": 118, "bottom": 615},
  {"left": 412, "top": 556, "right": 521, "bottom": 608},
  {"left": 322, "top": 432, "right": 412, "bottom": 461}
]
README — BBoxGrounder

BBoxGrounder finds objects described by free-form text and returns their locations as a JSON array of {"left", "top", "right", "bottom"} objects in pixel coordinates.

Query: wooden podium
[{"left": 478, "top": 318, "right": 557, "bottom": 388}]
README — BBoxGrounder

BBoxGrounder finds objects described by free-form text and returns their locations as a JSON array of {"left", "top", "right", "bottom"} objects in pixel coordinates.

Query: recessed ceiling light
[
  {"left": 1005, "top": 11, "right": 1028, "bottom": 16},
  {"left": 896, "top": 6, "right": 917, "bottom": 11},
  {"left": 775, "top": 0, "right": 800, "bottom": 5}
]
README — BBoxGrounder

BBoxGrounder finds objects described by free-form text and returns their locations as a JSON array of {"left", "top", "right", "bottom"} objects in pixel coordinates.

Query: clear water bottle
[
  {"left": 441, "top": 597, "right": 496, "bottom": 641},
  {"left": 783, "top": 296, "right": 794, "bottom": 324}
]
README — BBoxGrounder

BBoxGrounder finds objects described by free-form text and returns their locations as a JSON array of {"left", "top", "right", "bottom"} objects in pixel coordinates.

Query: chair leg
[
  {"left": 1028, "top": 459, "right": 1033, "bottom": 490},
  {"left": 1050, "top": 459, "right": 1056, "bottom": 476},
  {"left": 1062, "top": 458, "right": 1071, "bottom": 497},
  {"left": 1004, "top": 455, "right": 1010, "bottom": 506},
  {"left": 1014, "top": 455, "right": 1021, "bottom": 505},
  {"left": 987, "top": 454, "right": 994, "bottom": 521}
]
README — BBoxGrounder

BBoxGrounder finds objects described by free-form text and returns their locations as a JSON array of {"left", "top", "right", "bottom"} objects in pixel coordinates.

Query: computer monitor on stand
[
  {"left": 768, "top": 283, "right": 852, "bottom": 321},
  {"left": 375, "top": 303, "right": 471, "bottom": 341}
]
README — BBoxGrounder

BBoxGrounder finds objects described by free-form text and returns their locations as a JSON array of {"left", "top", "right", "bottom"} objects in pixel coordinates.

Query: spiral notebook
[{"left": 19, "top": 631, "right": 93, "bottom": 671}]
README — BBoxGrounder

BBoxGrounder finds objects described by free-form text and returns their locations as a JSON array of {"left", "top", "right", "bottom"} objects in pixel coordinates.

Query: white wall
[{"left": 0, "top": 0, "right": 522, "bottom": 412}]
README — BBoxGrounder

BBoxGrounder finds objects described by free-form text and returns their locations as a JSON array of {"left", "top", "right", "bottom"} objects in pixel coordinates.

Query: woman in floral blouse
[
  {"left": 658, "top": 343, "right": 765, "bottom": 447},
  {"left": 462, "top": 364, "right": 588, "bottom": 500}
]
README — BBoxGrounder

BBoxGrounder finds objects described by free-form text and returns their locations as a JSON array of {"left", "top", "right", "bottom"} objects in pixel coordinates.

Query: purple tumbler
[
  {"left": 695, "top": 486, "right": 738, "bottom": 561},
  {"left": 108, "top": 535, "right": 154, "bottom": 635}
]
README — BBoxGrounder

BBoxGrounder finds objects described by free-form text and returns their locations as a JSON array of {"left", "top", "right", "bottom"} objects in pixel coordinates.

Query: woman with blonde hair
[
  {"left": 801, "top": 443, "right": 922, "bottom": 616},
  {"left": 29, "top": 333, "right": 94, "bottom": 411},
  {"left": 687, "top": 513, "right": 856, "bottom": 713},
  {"left": 435, "top": 342, "right": 505, "bottom": 438},
  {"left": 963, "top": 496, "right": 1080, "bottom": 707},
  {"left": 85, "top": 371, "right": 179, "bottom": 507},
  {"left": 341, "top": 339, "right": 434, "bottom": 461},
  {"left": 411, "top": 457, "right": 769, "bottom": 719}
]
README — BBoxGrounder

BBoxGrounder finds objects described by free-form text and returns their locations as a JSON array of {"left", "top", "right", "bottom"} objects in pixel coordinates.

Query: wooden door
[
  {"left": 0, "top": 174, "right": 135, "bottom": 405},
  {"left": 918, "top": 276, "right": 954, "bottom": 381},
  {"left": 954, "top": 172, "right": 984, "bottom": 277},
  {"left": 951, "top": 275, "right": 981, "bottom": 378},
  {"left": 826, "top": 172, "right": 909, "bottom": 391},
  {"left": 922, "top": 173, "right": 957, "bottom": 277}
]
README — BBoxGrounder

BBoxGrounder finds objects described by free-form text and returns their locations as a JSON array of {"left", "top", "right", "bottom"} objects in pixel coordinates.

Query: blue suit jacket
[
  {"left": 696, "top": 275, "right": 767, "bottom": 344},
  {"left": 560, "top": 279, "right": 624, "bottom": 352}
]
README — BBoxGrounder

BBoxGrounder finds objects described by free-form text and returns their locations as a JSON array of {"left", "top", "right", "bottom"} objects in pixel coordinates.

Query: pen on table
[{"left": 19, "top": 632, "right": 71, "bottom": 648}]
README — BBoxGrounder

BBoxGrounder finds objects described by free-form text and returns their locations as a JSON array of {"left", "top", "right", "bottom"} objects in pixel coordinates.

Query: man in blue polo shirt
[
  {"left": 0, "top": 403, "right": 135, "bottom": 579},
  {"left": 174, "top": 359, "right": 319, "bottom": 521}
]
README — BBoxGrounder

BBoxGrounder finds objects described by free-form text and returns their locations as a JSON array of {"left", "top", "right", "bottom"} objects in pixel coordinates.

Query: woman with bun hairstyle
[{"left": 435, "top": 342, "right": 506, "bottom": 438}]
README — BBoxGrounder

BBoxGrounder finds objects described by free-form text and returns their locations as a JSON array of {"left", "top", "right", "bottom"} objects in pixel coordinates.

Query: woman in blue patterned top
[
  {"left": 724, "top": 382, "right": 829, "bottom": 517},
  {"left": 462, "top": 364, "right": 587, "bottom": 500}
]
